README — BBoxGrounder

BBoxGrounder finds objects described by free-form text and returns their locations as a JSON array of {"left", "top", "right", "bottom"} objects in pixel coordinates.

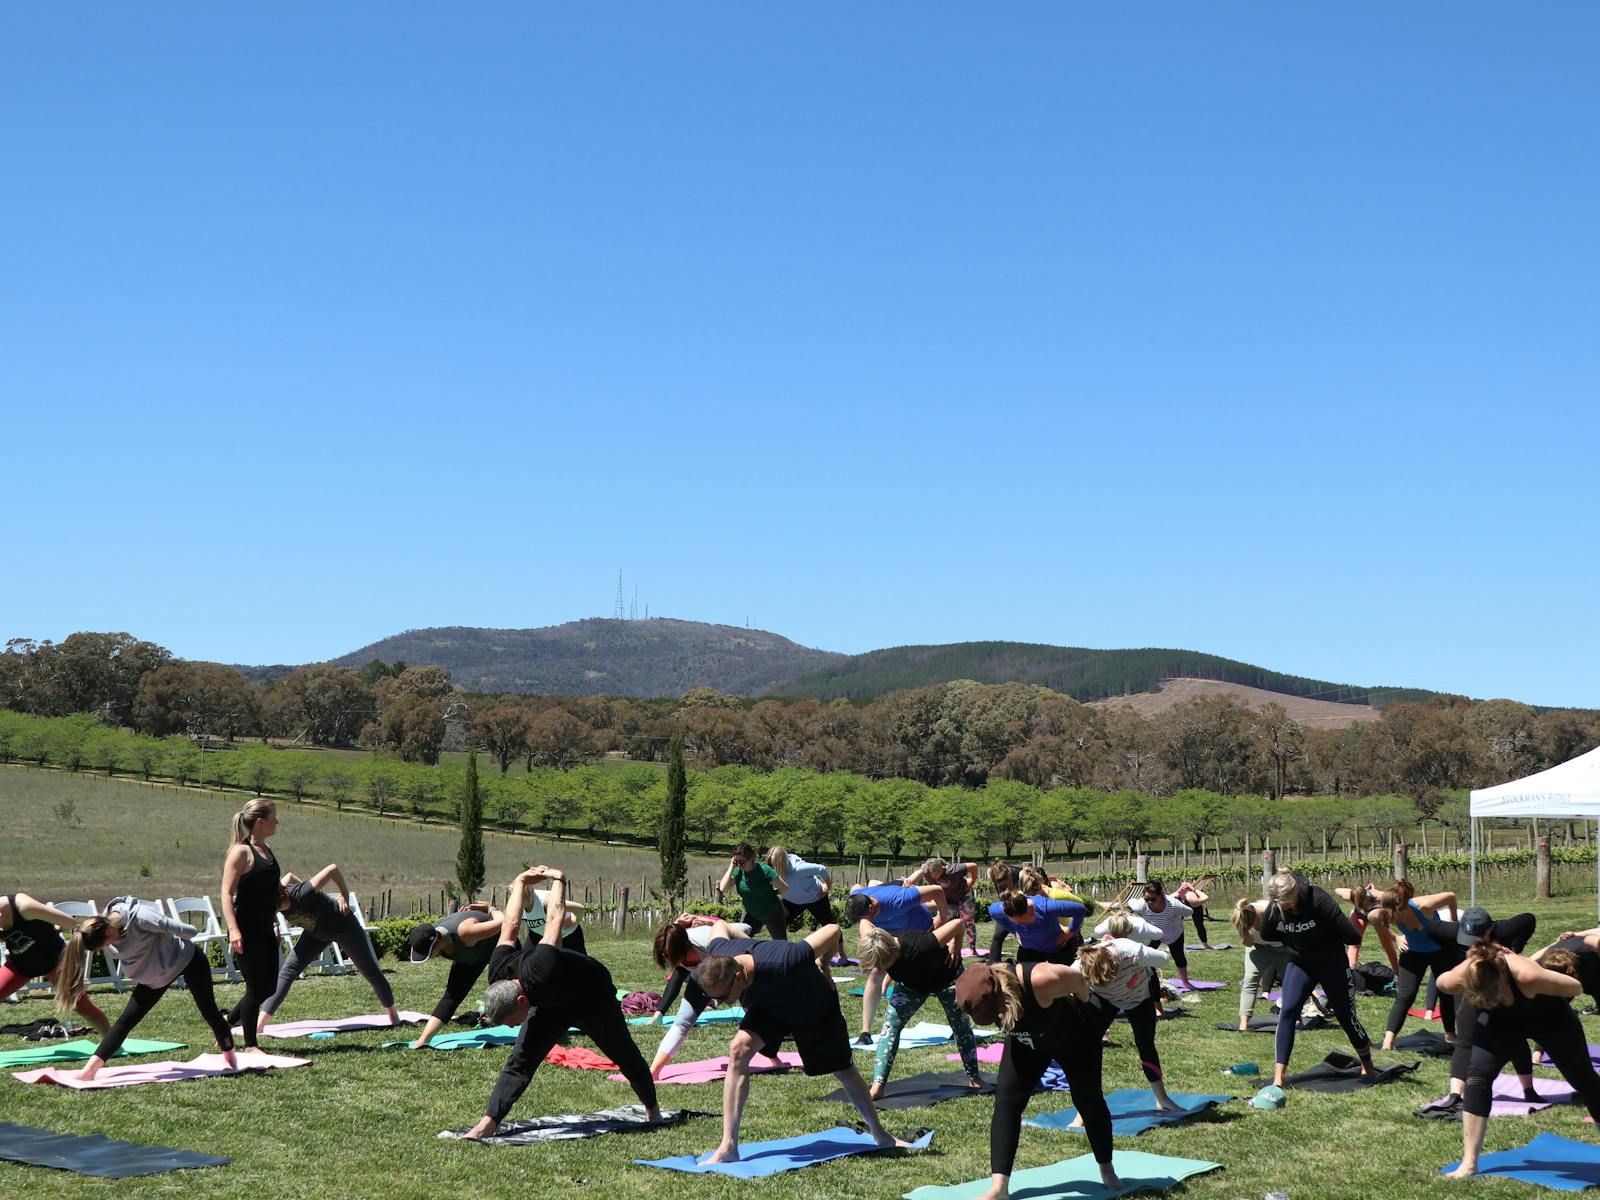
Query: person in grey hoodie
[{"left": 56, "top": 897, "right": 237, "bottom": 1080}]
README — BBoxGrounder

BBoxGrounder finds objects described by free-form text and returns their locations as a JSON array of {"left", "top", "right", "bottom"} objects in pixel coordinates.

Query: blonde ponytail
[
  {"left": 992, "top": 966, "right": 1025, "bottom": 1031},
  {"left": 232, "top": 798, "right": 275, "bottom": 845},
  {"left": 55, "top": 917, "right": 112, "bottom": 1016},
  {"left": 1231, "top": 898, "right": 1259, "bottom": 942}
]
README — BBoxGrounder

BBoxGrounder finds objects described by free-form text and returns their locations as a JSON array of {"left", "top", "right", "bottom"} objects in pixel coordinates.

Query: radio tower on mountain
[{"left": 613, "top": 569, "right": 625, "bottom": 621}]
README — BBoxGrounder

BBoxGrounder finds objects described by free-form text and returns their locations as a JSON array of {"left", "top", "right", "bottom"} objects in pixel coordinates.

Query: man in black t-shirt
[
  {"left": 693, "top": 919, "right": 906, "bottom": 1163},
  {"left": 459, "top": 867, "right": 660, "bottom": 1139}
]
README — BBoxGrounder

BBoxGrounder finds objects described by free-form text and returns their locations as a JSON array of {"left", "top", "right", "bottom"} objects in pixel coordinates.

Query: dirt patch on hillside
[{"left": 1089, "top": 677, "right": 1380, "bottom": 729}]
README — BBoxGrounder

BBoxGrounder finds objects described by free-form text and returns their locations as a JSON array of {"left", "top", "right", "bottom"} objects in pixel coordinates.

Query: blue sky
[{"left": 3, "top": 6, "right": 1596, "bottom": 707}]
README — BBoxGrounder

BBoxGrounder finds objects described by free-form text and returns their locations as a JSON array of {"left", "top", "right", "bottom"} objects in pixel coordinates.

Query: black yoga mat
[
  {"left": 1285, "top": 1053, "right": 1420, "bottom": 1093},
  {"left": 1215, "top": 1016, "right": 1279, "bottom": 1033},
  {"left": 440, "top": 1106, "right": 698, "bottom": 1144},
  {"left": 1393, "top": 1031, "right": 1454, "bottom": 1058},
  {"left": 819, "top": 1071, "right": 994, "bottom": 1111},
  {"left": 0, "top": 1019, "right": 82, "bottom": 1041},
  {"left": 0, "top": 1122, "right": 230, "bottom": 1178}
]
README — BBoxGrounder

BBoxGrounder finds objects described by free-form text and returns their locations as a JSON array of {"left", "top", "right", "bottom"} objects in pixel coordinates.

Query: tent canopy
[{"left": 1469, "top": 746, "right": 1600, "bottom": 819}]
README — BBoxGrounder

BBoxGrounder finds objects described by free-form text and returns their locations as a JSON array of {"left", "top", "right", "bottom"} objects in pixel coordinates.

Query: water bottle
[{"left": 1221, "top": 1062, "right": 1259, "bottom": 1076}]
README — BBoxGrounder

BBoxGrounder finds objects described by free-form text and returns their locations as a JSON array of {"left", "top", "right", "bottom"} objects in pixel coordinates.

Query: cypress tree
[
  {"left": 660, "top": 729, "right": 688, "bottom": 906},
  {"left": 457, "top": 747, "right": 486, "bottom": 901}
]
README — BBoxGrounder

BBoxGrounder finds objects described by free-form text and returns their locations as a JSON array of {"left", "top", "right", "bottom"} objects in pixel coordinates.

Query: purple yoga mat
[
  {"left": 948, "top": 1043, "right": 1006, "bottom": 1064},
  {"left": 1168, "top": 980, "right": 1224, "bottom": 992},
  {"left": 13, "top": 1051, "right": 310, "bottom": 1090},
  {"left": 1424, "top": 1075, "right": 1577, "bottom": 1118},
  {"left": 617, "top": 1052, "right": 805, "bottom": 1085},
  {"left": 244, "top": 1011, "right": 430, "bottom": 1038},
  {"left": 1538, "top": 1045, "right": 1600, "bottom": 1068}
]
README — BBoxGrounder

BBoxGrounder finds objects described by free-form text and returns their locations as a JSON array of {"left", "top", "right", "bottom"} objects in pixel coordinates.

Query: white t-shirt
[
  {"left": 1127, "top": 897, "right": 1192, "bottom": 946},
  {"left": 524, "top": 889, "right": 581, "bottom": 940},
  {"left": 1094, "top": 911, "right": 1164, "bottom": 947},
  {"left": 688, "top": 922, "right": 752, "bottom": 951},
  {"left": 1092, "top": 937, "right": 1171, "bottom": 1011}
]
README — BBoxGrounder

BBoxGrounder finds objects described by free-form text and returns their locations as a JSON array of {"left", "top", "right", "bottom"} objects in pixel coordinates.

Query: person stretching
[
  {"left": 1438, "top": 939, "right": 1600, "bottom": 1178},
  {"left": 845, "top": 881, "right": 949, "bottom": 1045},
  {"left": 767, "top": 847, "right": 835, "bottom": 932},
  {"left": 404, "top": 900, "right": 508, "bottom": 1049},
  {"left": 0, "top": 893, "right": 108, "bottom": 1034},
  {"left": 1127, "top": 881, "right": 1196, "bottom": 990},
  {"left": 985, "top": 865, "right": 1089, "bottom": 963},
  {"left": 1259, "top": 869, "right": 1373, "bottom": 1087},
  {"left": 1077, "top": 913, "right": 1181, "bottom": 1116},
  {"left": 1370, "top": 880, "right": 1460, "bottom": 1049},
  {"left": 987, "top": 890, "right": 1086, "bottom": 965},
  {"left": 258, "top": 864, "right": 398, "bottom": 1033},
  {"left": 904, "top": 858, "right": 980, "bottom": 956},
  {"left": 1232, "top": 899, "right": 1292, "bottom": 1031},
  {"left": 461, "top": 866, "right": 659, "bottom": 1139},
  {"left": 1534, "top": 926, "right": 1600, "bottom": 1007},
  {"left": 716, "top": 844, "right": 790, "bottom": 941},
  {"left": 57, "top": 897, "right": 236, "bottom": 1081},
  {"left": 956, "top": 960, "right": 1118, "bottom": 1199},
  {"left": 693, "top": 918, "right": 906, "bottom": 1163},
  {"left": 220, "top": 798, "right": 282, "bottom": 1053},
  {"left": 648, "top": 914, "right": 787, "bottom": 1080},
  {"left": 858, "top": 920, "right": 984, "bottom": 1099},
  {"left": 1331, "top": 885, "right": 1399, "bottom": 973},
  {"left": 1174, "top": 876, "right": 1216, "bottom": 950}
]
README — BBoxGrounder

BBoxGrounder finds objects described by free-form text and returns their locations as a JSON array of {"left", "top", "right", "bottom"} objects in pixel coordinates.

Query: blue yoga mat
[
  {"left": 1026, "top": 1090, "right": 1232, "bottom": 1137},
  {"left": 628, "top": 1007, "right": 745, "bottom": 1028},
  {"left": 905, "top": 1149, "right": 1223, "bottom": 1200},
  {"left": 1440, "top": 1132, "right": 1600, "bottom": 1191},
  {"left": 637, "top": 1126, "right": 934, "bottom": 1177},
  {"left": 383, "top": 1025, "right": 520, "bottom": 1050}
]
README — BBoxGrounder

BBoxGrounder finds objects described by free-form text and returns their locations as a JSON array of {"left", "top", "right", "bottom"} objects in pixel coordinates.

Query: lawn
[{"left": 2, "top": 881, "right": 1598, "bottom": 1198}]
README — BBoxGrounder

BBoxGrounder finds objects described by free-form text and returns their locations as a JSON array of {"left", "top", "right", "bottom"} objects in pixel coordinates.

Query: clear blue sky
[{"left": 4, "top": 7, "right": 1596, "bottom": 707}]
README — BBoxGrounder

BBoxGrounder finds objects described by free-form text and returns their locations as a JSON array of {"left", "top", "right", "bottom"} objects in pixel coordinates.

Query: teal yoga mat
[
  {"left": 628, "top": 1007, "right": 745, "bottom": 1027},
  {"left": 383, "top": 1025, "right": 520, "bottom": 1051},
  {"left": 904, "top": 1149, "right": 1223, "bottom": 1200},
  {"left": 0, "top": 1039, "right": 184, "bottom": 1071}
]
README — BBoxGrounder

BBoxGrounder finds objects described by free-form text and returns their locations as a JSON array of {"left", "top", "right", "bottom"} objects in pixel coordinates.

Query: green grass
[{"left": 4, "top": 890, "right": 1600, "bottom": 1198}]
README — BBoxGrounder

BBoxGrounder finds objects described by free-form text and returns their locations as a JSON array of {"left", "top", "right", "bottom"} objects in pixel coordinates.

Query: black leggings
[
  {"left": 989, "top": 925, "right": 1009, "bottom": 962},
  {"left": 1167, "top": 933, "right": 1188, "bottom": 971},
  {"left": 991, "top": 1001, "right": 1112, "bottom": 1174},
  {"left": 741, "top": 908, "right": 788, "bottom": 940},
  {"left": 1451, "top": 998, "right": 1533, "bottom": 1082},
  {"left": 486, "top": 998, "right": 657, "bottom": 1122},
  {"left": 232, "top": 923, "right": 280, "bottom": 1049},
  {"left": 265, "top": 918, "right": 393, "bottom": 1015},
  {"left": 1386, "top": 946, "right": 1459, "bottom": 1037},
  {"left": 95, "top": 946, "right": 233, "bottom": 1060},
  {"left": 781, "top": 896, "right": 834, "bottom": 930},
  {"left": 1018, "top": 938, "right": 1080, "bottom": 966},
  {"left": 1192, "top": 909, "right": 1208, "bottom": 945},
  {"left": 1274, "top": 951, "right": 1371, "bottom": 1067},
  {"left": 1087, "top": 992, "right": 1164, "bottom": 1082},
  {"left": 1464, "top": 999, "right": 1600, "bottom": 1120}
]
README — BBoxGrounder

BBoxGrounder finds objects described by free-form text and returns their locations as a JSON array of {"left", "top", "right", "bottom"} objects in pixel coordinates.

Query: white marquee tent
[{"left": 1469, "top": 745, "right": 1600, "bottom": 916}]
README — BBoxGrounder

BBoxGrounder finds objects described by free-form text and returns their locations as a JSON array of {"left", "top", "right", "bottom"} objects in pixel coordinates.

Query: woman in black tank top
[
  {"left": 955, "top": 960, "right": 1117, "bottom": 1200},
  {"left": 220, "top": 799, "right": 282, "bottom": 1050},
  {"left": 0, "top": 892, "right": 110, "bottom": 1034}
]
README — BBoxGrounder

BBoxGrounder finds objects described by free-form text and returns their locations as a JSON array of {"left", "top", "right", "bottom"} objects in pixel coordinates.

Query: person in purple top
[
  {"left": 844, "top": 881, "right": 949, "bottom": 1044},
  {"left": 987, "top": 890, "right": 1088, "bottom": 965}
]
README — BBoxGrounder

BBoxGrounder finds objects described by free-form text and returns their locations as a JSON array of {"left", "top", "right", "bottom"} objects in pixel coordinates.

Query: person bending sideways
[
  {"left": 1231, "top": 899, "right": 1292, "bottom": 1031},
  {"left": 858, "top": 920, "right": 984, "bottom": 1099},
  {"left": 767, "top": 847, "right": 835, "bottom": 932},
  {"left": 1438, "top": 937, "right": 1600, "bottom": 1179},
  {"left": 1429, "top": 908, "right": 1541, "bottom": 1116},
  {"left": 717, "top": 844, "right": 791, "bottom": 941},
  {"left": 1533, "top": 926, "right": 1600, "bottom": 1008},
  {"left": 693, "top": 918, "right": 906, "bottom": 1164},
  {"left": 845, "top": 881, "right": 949, "bottom": 1045},
  {"left": 1173, "top": 876, "right": 1216, "bottom": 950},
  {"left": 956, "top": 960, "right": 1118, "bottom": 1199},
  {"left": 904, "top": 858, "right": 980, "bottom": 955},
  {"left": 987, "top": 890, "right": 1086, "bottom": 965},
  {"left": 1077, "top": 913, "right": 1182, "bottom": 1116},
  {"left": 0, "top": 892, "right": 109, "bottom": 1034},
  {"left": 1127, "top": 881, "right": 1196, "bottom": 990},
  {"left": 404, "top": 901, "right": 508, "bottom": 1048},
  {"left": 1368, "top": 880, "right": 1460, "bottom": 1049},
  {"left": 460, "top": 867, "right": 659, "bottom": 1139},
  {"left": 646, "top": 913, "right": 783, "bottom": 1080}
]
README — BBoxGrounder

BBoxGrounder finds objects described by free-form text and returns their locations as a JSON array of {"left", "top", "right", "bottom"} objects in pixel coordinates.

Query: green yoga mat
[
  {"left": 0, "top": 1038, "right": 185, "bottom": 1071},
  {"left": 904, "top": 1149, "right": 1223, "bottom": 1200},
  {"left": 628, "top": 1007, "right": 745, "bottom": 1028},
  {"left": 848, "top": 983, "right": 895, "bottom": 998},
  {"left": 382, "top": 1025, "right": 520, "bottom": 1051}
]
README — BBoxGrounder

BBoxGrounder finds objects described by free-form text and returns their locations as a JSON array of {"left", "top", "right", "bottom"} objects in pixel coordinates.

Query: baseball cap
[
  {"left": 955, "top": 964, "right": 1003, "bottom": 1026},
  {"left": 1457, "top": 907, "right": 1493, "bottom": 947},
  {"left": 408, "top": 923, "right": 442, "bottom": 963},
  {"left": 1250, "top": 1084, "right": 1287, "bottom": 1110}
]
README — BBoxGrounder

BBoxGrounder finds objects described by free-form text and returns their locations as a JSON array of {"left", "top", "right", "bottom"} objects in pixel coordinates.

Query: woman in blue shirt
[
  {"left": 987, "top": 890, "right": 1087, "bottom": 965},
  {"left": 767, "top": 846, "right": 834, "bottom": 930}
]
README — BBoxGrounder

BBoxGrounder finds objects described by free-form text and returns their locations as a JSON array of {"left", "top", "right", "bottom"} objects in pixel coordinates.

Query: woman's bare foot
[
  {"left": 1099, "top": 1163, "right": 1122, "bottom": 1190},
  {"left": 870, "top": 1128, "right": 911, "bottom": 1150},
  {"left": 869, "top": 1080, "right": 886, "bottom": 1101},
  {"left": 1443, "top": 1163, "right": 1477, "bottom": 1180},
  {"left": 966, "top": 1076, "right": 984, "bottom": 1089},
  {"left": 1238, "top": 1017, "right": 1251, "bottom": 1031},
  {"left": 704, "top": 1143, "right": 741, "bottom": 1164},
  {"left": 1156, "top": 1093, "right": 1183, "bottom": 1113},
  {"left": 1068, "top": 1114, "right": 1084, "bottom": 1129},
  {"left": 1381, "top": 1035, "right": 1396, "bottom": 1051}
]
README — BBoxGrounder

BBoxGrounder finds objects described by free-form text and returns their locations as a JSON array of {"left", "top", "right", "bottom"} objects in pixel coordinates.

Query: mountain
[
  {"left": 325, "top": 618, "right": 845, "bottom": 698},
  {"left": 767, "top": 641, "right": 1434, "bottom": 707}
]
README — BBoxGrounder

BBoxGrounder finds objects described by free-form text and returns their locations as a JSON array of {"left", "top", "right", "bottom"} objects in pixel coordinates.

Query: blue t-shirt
[
  {"left": 987, "top": 897, "right": 1087, "bottom": 951},
  {"left": 782, "top": 854, "right": 831, "bottom": 905},
  {"left": 859, "top": 885, "right": 932, "bottom": 932}
]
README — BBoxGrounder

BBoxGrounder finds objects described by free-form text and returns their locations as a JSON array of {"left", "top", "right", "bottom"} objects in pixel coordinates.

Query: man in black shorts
[{"left": 694, "top": 919, "right": 905, "bottom": 1163}]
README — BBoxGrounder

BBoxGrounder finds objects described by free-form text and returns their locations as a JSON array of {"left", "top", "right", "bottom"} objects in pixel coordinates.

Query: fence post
[
  {"left": 1537, "top": 836, "right": 1552, "bottom": 900},
  {"left": 615, "top": 886, "right": 630, "bottom": 933},
  {"left": 1260, "top": 848, "right": 1276, "bottom": 890},
  {"left": 1393, "top": 842, "right": 1408, "bottom": 882},
  {"left": 1135, "top": 853, "right": 1149, "bottom": 884}
]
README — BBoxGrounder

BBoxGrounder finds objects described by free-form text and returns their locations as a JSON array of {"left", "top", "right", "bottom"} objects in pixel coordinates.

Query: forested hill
[
  {"left": 326, "top": 618, "right": 844, "bottom": 697},
  {"left": 768, "top": 642, "right": 1435, "bottom": 707}
]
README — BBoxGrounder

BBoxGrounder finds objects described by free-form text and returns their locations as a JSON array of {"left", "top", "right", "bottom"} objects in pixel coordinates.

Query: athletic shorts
[{"left": 740, "top": 1000, "right": 850, "bottom": 1076}]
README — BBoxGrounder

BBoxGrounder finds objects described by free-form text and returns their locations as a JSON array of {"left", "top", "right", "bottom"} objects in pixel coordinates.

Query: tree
[
  {"left": 366, "top": 762, "right": 399, "bottom": 816},
  {"left": 1031, "top": 789, "right": 1083, "bottom": 857},
  {"left": 660, "top": 730, "right": 689, "bottom": 906},
  {"left": 323, "top": 767, "right": 354, "bottom": 811},
  {"left": 525, "top": 709, "right": 592, "bottom": 770},
  {"left": 474, "top": 703, "right": 532, "bottom": 775},
  {"left": 686, "top": 775, "right": 732, "bottom": 852},
  {"left": 1166, "top": 789, "right": 1231, "bottom": 853},
  {"left": 981, "top": 779, "right": 1039, "bottom": 856},
  {"left": 456, "top": 749, "right": 486, "bottom": 901}
]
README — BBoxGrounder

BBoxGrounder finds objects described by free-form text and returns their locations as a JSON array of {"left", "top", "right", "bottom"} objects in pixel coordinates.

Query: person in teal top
[{"left": 717, "top": 843, "right": 790, "bottom": 939}]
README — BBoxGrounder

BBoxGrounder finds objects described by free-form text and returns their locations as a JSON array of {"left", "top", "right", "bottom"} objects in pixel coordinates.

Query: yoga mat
[
  {"left": 1166, "top": 980, "right": 1224, "bottom": 992},
  {"left": 385, "top": 1025, "right": 520, "bottom": 1050},
  {"left": 904, "top": 1148, "right": 1224, "bottom": 1200},
  {"left": 1407, "top": 1007, "right": 1442, "bottom": 1022},
  {"left": 638, "top": 1126, "right": 934, "bottom": 1177},
  {"left": 545, "top": 1045, "right": 619, "bottom": 1071},
  {"left": 250, "top": 1011, "right": 429, "bottom": 1038},
  {"left": 1440, "top": 1131, "right": 1600, "bottom": 1190},
  {"left": 0, "top": 1122, "right": 230, "bottom": 1179},
  {"left": 14, "top": 1051, "right": 310, "bottom": 1089},
  {"left": 1191, "top": 943, "right": 1233, "bottom": 951},
  {"left": 1026, "top": 1090, "right": 1232, "bottom": 1137},
  {"left": 0, "top": 1019, "right": 83, "bottom": 1040},
  {"left": 1215, "top": 1017, "right": 1278, "bottom": 1033},
  {"left": 440, "top": 1106, "right": 695, "bottom": 1143},
  {"left": 1538, "top": 1044, "right": 1600, "bottom": 1068},
  {"left": 1392, "top": 1031, "right": 1454, "bottom": 1058},
  {"left": 948, "top": 1042, "right": 1006, "bottom": 1064},
  {"left": 818, "top": 1071, "right": 991, "bottom": 1110},
  {"left": 620, "top": 1051, "right": 805, "bottom": 1085},
  {"left": 849, "top": 983, "right": 896, "bottom": 998},
  {"left": 1284, "top": 1053, "right": 1419, "bottom": 1093},
  {"left": 629, "top": 1006, "right": 745, "bottom": 1027},
  {"left": 1038, "top": 1063, "right": 1071, "bottom": 1092},
  {"left": 853, "top": 1022, "right": 999, "bottom": 1052},
  {"left": 0, "top": 1038, "right": 185, "bottom": 1070}
]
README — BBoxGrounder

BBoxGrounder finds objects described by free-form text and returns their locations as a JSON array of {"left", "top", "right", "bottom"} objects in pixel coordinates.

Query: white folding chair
[
  {"left": 166, "top": 896, "right": 238, "bottom": 983},
  {"left": 50, "top": 900, "right": 124, "bottom": 994}
]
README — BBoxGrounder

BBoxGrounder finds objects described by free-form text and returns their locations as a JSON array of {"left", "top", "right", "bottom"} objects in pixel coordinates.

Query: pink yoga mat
[
  {"left": 13, "top": 1051, "right": 310, "bottom": 1089},
  {"left": 625, "top": 1052, "right": 805, "bottom": 1085},
  {"left": 241, "top": 1011, "right": 431, "bottom": 1038},
  {"left": 948, "top": 1042, "right": 1005, "bottom": 1064}
]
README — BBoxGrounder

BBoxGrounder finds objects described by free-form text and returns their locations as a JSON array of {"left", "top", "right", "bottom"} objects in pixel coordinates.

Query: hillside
[
  {"left": 326, "top": 617, "right": 844, "bottom": 697},
  {"left": 1089, "top": 677, "right": 1381, "bottom": 728},
  {"left": 769, "top": 641, "right": 1434, "bottom": 707}
]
